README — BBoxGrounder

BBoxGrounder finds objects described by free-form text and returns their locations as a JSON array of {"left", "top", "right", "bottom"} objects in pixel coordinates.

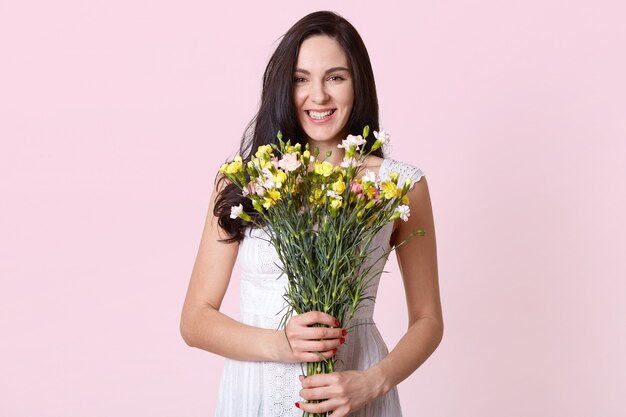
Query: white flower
[
  {"left": 362, "top": 169, "right": 378, "bottom": 184},
  {"left": 373, "top": 129, "right": 390, "bottom": 145},
  {"left": 278, "top": 152, "right": 301, "bottom": 172},
  {"left": 260, "top": 168, "right": 275, "bottom": 189},
  {"left": 340, "top": 157, "right": 362, "bottom": 169},
  {"left": 230, "top": 204, "right": 244, "bottom": 219},
  {"left": 326, "top": 190, "right": 343, "bottom": 200},
  {"left": 396, "top": 204, "right": 411, "bottom": 221},
  {"left": 338, "top": 134, "right": 367, "bottom": 149}
]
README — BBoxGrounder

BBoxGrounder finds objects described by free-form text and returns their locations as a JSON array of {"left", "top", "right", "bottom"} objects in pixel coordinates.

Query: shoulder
[{"left": 380, "top": 158, "right": 426, "bottom": 187}]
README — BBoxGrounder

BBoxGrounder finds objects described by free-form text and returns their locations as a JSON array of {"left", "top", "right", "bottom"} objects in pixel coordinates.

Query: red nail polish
[
  {"left": 333, "top": 348, "right": 337, "bottom": 354},
  {"left": 340, "top": 337, "right": 345, "bottom": 344},
  {"left": 334, "top": 319, "right": 339, "bottom": 326},
  {"left": 342, "top": 329, "right": 347, "bottom": 336},
  {"left": 295, "top": 402, "right": 300, "bottom": 409}
]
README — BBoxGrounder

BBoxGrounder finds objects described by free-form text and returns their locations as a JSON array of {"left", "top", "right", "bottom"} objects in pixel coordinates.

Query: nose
[{"left": 311, "top": 80, "right": 329, "bottom": 104}]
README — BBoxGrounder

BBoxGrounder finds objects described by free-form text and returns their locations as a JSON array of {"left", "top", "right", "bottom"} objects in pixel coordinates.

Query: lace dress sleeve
[{"left": 383, "top": 159, "right": 425, "bottom": 188}]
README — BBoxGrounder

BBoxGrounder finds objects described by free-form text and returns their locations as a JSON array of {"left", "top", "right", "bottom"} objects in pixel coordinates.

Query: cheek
[
  {"left": 340, "top": 85, "right": 354, "bottom": 107},
  {"left": 293, "top": 89, "right": 306, "bottom": 107}
]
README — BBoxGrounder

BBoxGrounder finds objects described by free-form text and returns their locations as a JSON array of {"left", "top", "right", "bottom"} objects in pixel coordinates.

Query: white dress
[{"left": 215, "top": 158, "right": 425, "bottom": 417}]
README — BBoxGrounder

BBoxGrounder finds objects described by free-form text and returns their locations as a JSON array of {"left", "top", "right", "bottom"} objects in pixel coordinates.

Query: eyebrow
[{"left": 294, "top": 66, "right": 351, "bottom": 75}]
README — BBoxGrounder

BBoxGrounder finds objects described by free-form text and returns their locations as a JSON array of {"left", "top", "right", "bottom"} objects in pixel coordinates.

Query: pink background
[{"left": 1, "top": 1, "right": 625, "bottom": 416}]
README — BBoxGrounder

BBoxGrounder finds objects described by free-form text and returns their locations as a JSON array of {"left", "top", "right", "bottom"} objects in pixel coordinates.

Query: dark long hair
[{"left": 215, "top": 10, "right": 383, "bottom": 243}]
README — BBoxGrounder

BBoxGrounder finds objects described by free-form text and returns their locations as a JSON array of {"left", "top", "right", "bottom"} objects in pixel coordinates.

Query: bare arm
[
  {"left": 179, "top": 180, "right": 282, "bottom": 361},
  {"left": 369, "top": 175, "right": 443, "bottom": 393},
  {"left": 180, "top": 179, "right": 345, "bottom": 363}
]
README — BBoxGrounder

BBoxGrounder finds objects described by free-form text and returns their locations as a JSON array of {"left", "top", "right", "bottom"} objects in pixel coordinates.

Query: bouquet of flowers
[{"left": 220, "top": 126, "right": 424, "bottom": 417}]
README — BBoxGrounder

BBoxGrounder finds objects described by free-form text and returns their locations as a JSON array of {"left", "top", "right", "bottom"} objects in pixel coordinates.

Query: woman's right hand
[{"left": 277, "top": 311, "right": 346, "bottom": 363}]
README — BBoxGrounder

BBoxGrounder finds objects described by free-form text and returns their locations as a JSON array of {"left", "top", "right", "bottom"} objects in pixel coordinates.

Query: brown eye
[
  {"left": 293, "top": 77, "right": 306, "bottom": 83},
  {"left": 328, "top": 75, "right": 344, "bottom": 82}
]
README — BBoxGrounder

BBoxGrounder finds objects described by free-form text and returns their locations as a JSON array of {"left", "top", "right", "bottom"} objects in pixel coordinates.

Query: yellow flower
[
  {"left": 381, "top": 181, "right": 401, "bottom": 200},
  {"left": 402, "top": 195, "right": 410, "bottom": 204},
  {"left": 332, "top": 179, "right": 346, "bottom": 194},
  {"left": 273, "top": 171, "right": 287, "bottom": 187},
  {"left": 309, "top": 188, "right": 323, "bottom": 204},
  {"left": 330, "top": 199, "right": 342, "bottom": 209},
  {"left": 225, "top": 156, "right": 244, "bottom": 175},
  {"left": 262, "top": 189, "right": 282, "bottom": 209},
  {"left": 313, "top": 161, "right": 334, "bottom": 177},
  {"left": 255, "top": 145, "right": 273, "bottom": 159},
  {"left": 259, "top": 159, "right": 275, "bottom": 170},
  {"left": 363, "top": 183, "right": 378, "bottom": 199},
  {"left": 268, "top": 189, "right": 281, "bottom": 201}
]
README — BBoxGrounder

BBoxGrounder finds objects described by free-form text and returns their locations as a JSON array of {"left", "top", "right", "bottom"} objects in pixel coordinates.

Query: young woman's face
[{"left": 293, "top": 35, "right": 354, "bottom": 147}]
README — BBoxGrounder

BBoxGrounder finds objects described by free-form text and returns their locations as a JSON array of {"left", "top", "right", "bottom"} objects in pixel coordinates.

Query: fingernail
[
  {"left": 334, "top": 319, "right": 339, "bottom": 326},
  {"left": 333, "top": 348, "right": 337, "bottom": 354},
  {"left": 295, "top": 402, "right": 300, "bottom": 409},
  {"left": 340, "top": 337, "right": 345, "bottom": 344},
  {"left": 342, "top": 329, "right": 347, "bottom": 336}
]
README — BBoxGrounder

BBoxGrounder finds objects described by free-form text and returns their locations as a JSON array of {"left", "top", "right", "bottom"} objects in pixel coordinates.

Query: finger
[
  {"left": 296, "top": 398, "right": 344, "bottom": 415},
  {"left": 297, "top": 338, "right": 343, "bottom": 353},
  {"left": 300, "top": 372, "right": 339, "bottom": 388},
  {"left": 301, "top": 325, "right": 346, "bottom": 340},
  {"left": 298, "top": 311, "right": 339, "bottom": 327},
  {"left": 297, "top": 348, "right": 337, "bottom": 362},
  {"left": 300, "top": 385, "right": 341, "bottom": 401}
]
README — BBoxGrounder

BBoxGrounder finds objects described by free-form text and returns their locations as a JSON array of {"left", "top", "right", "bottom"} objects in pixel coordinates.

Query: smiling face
[{"left": 293, "top": 35, "right": 354, "bottom": 149}]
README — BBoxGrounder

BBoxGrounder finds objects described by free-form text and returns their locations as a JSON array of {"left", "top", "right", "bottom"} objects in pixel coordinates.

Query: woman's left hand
[{"left": 296, "top": 369, "right": 385, "bottom": 416}]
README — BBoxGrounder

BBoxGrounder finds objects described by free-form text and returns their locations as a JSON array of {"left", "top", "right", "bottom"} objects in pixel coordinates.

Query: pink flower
[
  {"left": 350, "top": 181, "right": 363, "bottom": 194},
  {"left": 338, "top": 134, "right": 367, "bottom": 150},
  {"left": 278, "top": 152, "right": 301, "bottom": 172}
]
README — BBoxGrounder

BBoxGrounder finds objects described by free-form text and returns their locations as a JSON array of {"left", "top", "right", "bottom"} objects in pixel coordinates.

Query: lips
[{"left": 306, "top": 109, "right": 336, "bottom": 123}]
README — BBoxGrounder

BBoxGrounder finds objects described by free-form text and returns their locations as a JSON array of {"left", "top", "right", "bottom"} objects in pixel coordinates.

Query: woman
[{"left": 180, "top": 11, "right": 443, "bottom": 417}]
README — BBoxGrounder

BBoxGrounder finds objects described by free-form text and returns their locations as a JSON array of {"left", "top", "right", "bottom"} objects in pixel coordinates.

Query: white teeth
[{"left": 308, "top": 110, "right": 334, "bottom": 119}]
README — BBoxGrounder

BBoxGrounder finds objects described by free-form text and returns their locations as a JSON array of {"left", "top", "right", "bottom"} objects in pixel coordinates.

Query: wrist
[
  {"left": 364, "top": 364, "right": 392, "bottom": 398},
  {"left": 267, "top": 328, "right": 291, "bottom": 362}
]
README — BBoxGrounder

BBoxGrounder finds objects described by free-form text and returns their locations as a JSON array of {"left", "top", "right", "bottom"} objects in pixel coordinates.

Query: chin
[{"left": 307, "top": 132, "right": 341, "bottom": 144}]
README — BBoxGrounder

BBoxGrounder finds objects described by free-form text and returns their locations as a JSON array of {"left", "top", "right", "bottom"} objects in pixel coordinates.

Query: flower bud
[
  {"left": 252, "top": 200, "right": 264, "bottom": 213},
  {"left": 402, "top": 178, "right": 413, "bottom": 193}
]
